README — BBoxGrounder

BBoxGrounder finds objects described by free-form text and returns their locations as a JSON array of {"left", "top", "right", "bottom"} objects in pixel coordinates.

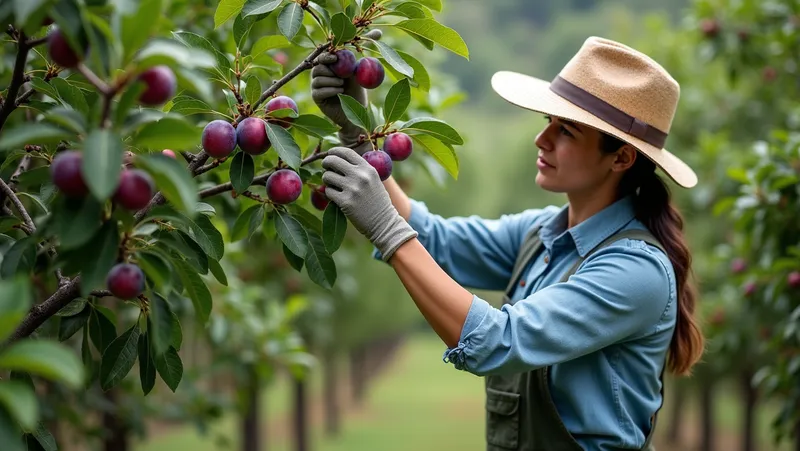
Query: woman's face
[{"left": 534, "top": 116, "right": 628, "bottom": 194}]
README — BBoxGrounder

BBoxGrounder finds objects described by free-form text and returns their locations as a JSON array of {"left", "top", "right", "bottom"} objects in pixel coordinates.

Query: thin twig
[
  {"left": 193, "top": 157, "right": 227, "bottom": 176},
  {"left": 0, "top": 177, "right": 35, "bottom": 233},
  {"left": 9, "top": 155, "right": 32, "bottom": 188},
  {"left": 76, "top": 63, "right": 111, "bottom": 95},
  {"left": 251, "top": 44, "right": 329, "bottom": 115},
  {"left": 24, "top": 36, "right": 48, "bottom": 47}
]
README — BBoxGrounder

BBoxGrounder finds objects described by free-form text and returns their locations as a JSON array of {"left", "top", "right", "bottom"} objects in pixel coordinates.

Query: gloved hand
[
  {"left": 321, "top": 146, "right": 417, "bottom": 261},
  {"left": 311, "top": 29, "right": 382, "bottom": 155}
]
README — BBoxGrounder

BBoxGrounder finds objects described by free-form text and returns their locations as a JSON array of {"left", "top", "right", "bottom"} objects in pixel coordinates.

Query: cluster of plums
[{"left": 328, "top": 49, "right": 385, "bottom": 89}]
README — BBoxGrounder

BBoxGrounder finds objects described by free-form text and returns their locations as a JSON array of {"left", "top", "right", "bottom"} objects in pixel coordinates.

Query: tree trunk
[
  {"left": 666, "top": 380, "right": 685, "bottom": 444},
  {"left": 699, "top": 376, "right": 715, "bottom": 451},
  {"left": 293, "top": 377, "right": 309, "bottom": 451},
  {"left": 323, "top": 349, "right": 340, "bottom": 438},
  {"left": 741, "top": 369, "right": 757, "bottom": 451},
  {"left": 241, "top": 367, "right": 261, "bottom": 451},
  {"left": 102, "top": 389, "right": 129, "bottom": 451},
  {"left": 350, "top": 346, "right": 367, "bottom": 405},
  {"left": 794, "top": 416, "right": 800, "bottom": 451}
]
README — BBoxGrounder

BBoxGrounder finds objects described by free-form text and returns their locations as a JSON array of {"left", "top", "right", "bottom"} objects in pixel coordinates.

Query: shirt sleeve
[
  {"left": 374, "top": 199, "right": 559, "bottom": 291},
  {"left": 442, "top": 239, "right": 676, "bottom": 376}
]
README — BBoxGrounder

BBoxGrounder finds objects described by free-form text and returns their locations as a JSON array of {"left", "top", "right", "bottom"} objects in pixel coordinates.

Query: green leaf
[
  {"left": 133, "top": 116, "right": 203, "bottom": 151},
  {"left": 0, "top": 382, "right": 37, "bottom": 431},
  {"left": 283, "top": 243, "right": 304, "bottom": 272},
  {"left": 138, "top": 331, "right": 156, "bottom": 395},
  {"left": 135, "top": 153, "right": 199, "bottom": 215},
  {"left": 170, "top": 311, "right": 183, "bottom": 351},
  {"left": 138, "top": 252, "right": 172, "bottom": 290},
  {"left": 77, "top": 220, "right": 119, "bottom": 297},
  {"left": 369, "top": 39, "right": 413, "bottom": 78},
  {"left": 411, "top": 134, "right": 459, "bottom": 179},
  {"left": 155, "top": 231, "right": 208, "bottom": 274},
  {"left": 244, "top": 76, "right": 262, "bottom": 106},
  {"left": 0, "top": 123, "right": 73, "bottom": 151},
  {"left": 233, "top": 13, "right": 257, "bottom": 49},
  {"left": 330, "top": 12, "right": 357, "bottom": 47},
  {"left": 135, "top": 39, "right": 216, "bottom": 70},
  {"left": 50, "top": 78, "right": 90, "bottom": 116},
  {"left": 155, "top": 347, "right": 183, "bottom": 392},
  {"left": 230, "top": 152, "right": 255, "bottom": 194},
  {"left": 0, "top": 277, "right": 31, "bottom": 342},
  {"left": 28, "top": 78, "right": 60, "bottom": 101},
  {"left": 89, "top": 308, "right": 117, "bottom": 354},
  {"left": 169, "top": 96, "right": 215, "bottom": 116},
  {"left": 291, "top": 114, "right": 339, "bottom": 138},
  {"left": 214, "top": 0, "right": 246, "bottom": 28},
  {"left": 278, "top": 3, "right": 304, "bottom": 40},
  {"left": 265, "top": 122, "right": 302, "bottom": 169},
  {"left": 172, "top": 258, "right": 212, "bottom": 324},
  {"left": 14, "top": 0, "right": 51, "bottom": 32},
  {"left": 383, "top": 79, "right": 411, "bottom": 124},
  {"left": 337, "top": 94, "right": 371, "bottom": 132},
  {"left": 304, "top": 231, "right": 337, "bottom": 289},
  {"left": 99, "top": 324, "right": 140, "bottom": 391},
  {"left": 43, "top": 107, "right": 87, "bottom": 135},
  {"left": 81, "top": 129, "right": 123, "bottom": 201},
  {"left": 148, "top": 293, "right": 174, "bottom": 357},
  {"left": 322, "top": 202, "right": 347, "bottom": 253},
  {"left": 0, "top": 217, "right": 18, "bottom": 234},
  {"left": 55, "top": 297, "right": 88, "bottom": 317},
  {"left": 53, "top": 196, "right": 103, "bottom": 250},
  {"left": 189, "top": 214, "right": 225, "bottom": 261},
  {"left": 391, "top": 19, "right": 469, "bottom": 59},
  {"left": 0, "top": 340, "right": 84, "bottom": 388},
  {"left": 408, "top": 0, "right": 441, "bottom": 12},
  {"left": 121, "top": 0, "right": 162, "bottom": 63},
  {"left": 231, "top": 205, "right": 263, "bottom": 241},
  {"left": 27, "top": 421, "right": 57, "bottom": 451},
  {"left": 58, "top": 306, "right": 89, "bottom": 342},
  {"left": 393, "top": 2, "right": 433, "bottom": 18},
  {"left": 0, "top": 406, "right": 23, "bottom": 451},
  {"left": 288, "top": 204, "right": 323, "bottom": 235},
  {"left": 275, "top": 210, "right": 310, "bottom": 257},
  {"left": 172, "top": 31, "right": 232, "bottom": 75},
  {"left": 208, "top": 257, "right": 228, "bottom": 286},
  {"left": 0, "top": 237, "right": 36, "bottom": 279},
  {"left": 243, "top": 0, "right": 283, "bottom": 16},
  {"left": 307, "top": 1, "right": 330, "bottom": 27},
  {"left": 400, "top": 117, "right": 464, "bottom": 145},
  {"left": 251, "top": 35, "right": 292, "bottom": 56}
]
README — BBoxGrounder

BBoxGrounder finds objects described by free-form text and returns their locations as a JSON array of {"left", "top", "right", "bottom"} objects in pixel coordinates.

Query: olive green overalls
[{"left": 484, "top": 225, "right": 666, "bottom": 451}]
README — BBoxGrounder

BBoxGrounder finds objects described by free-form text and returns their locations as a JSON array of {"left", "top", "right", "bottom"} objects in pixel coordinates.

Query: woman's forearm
[
  {"left": 388, "top": 238, "right": 474, "bottom": 348},
  {"left": 383, "top": 176, "right": 411, "bottom": 221}
]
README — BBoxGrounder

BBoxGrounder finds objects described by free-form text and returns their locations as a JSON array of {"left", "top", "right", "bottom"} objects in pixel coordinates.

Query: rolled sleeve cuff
[
  {"left": 372, "top": 199, "right": 431, "bottom": 261},
  {"left": 442, "top": 294, "right": 492, "bottom": 371}
]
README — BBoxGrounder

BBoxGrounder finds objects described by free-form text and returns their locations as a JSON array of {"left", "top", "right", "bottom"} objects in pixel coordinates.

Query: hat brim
[{"left": 490, "top": 71, "right": 697, "bottom": 189}]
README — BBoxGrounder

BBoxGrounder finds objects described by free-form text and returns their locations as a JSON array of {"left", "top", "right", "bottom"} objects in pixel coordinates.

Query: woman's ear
[{"left": 611, "top": 144, "right": 638, "bottom": 173}]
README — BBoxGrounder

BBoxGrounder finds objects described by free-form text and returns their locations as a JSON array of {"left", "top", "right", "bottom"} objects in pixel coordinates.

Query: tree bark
[
  {"left": 101, "top": 389, "right": 129, "bottom": 451},
  {"left": 241, "top": 367, "right": 261, "bottom": 451},
  {"left": 741, "top": 369, "right": 757, "bottom": 451},
  {"left": 350, "top": 346, "right": 367, "bottom": 406},
  {"left": 666, "top": 380, "right": 685, "bottom": 444},
  {"left": 323, "top": 349, "right": 340, "bottom": 437},
  {"left": 699, "top": 376, "right": 715, "bottom": 451},
  {"left": 293, "top": 377, "right": 309, "bottom": 451}
]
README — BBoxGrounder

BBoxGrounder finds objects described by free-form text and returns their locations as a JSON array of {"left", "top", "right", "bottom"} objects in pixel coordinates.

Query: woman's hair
[{"left": 600, "top": 133, "right": 704, "bottom": 376}]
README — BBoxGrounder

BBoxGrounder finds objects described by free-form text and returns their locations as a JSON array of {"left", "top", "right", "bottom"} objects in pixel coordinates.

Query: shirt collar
[{"left": 538, "top": 195, "right": 637, "bottom": 257}]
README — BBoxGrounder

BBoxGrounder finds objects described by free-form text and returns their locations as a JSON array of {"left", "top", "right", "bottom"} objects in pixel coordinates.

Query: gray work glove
[
  {"left": 321, "top": 147, "right": 417, "bottom": 261},
  {"left": 311, "top": 29, "right": 382, "bottom": 155}
]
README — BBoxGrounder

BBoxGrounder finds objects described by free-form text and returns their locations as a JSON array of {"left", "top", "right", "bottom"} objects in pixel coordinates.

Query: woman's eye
[{"left": 560, "top": 126, "right": 573, "bottom": 137}]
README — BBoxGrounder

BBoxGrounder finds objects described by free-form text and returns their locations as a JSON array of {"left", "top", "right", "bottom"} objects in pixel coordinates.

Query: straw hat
[{"left": 491, "top": 36, "right": 697, "bottom": 188}]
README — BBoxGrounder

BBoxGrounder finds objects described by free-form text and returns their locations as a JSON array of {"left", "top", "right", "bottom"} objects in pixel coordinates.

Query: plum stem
[{"left": 77, "top": 62, "right": 111, "bottom": 95}]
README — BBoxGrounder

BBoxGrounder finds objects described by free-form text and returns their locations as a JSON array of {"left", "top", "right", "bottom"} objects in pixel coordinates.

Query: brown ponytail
[{"left": 601, "top": 133, "right": 705, "bottom": 376}]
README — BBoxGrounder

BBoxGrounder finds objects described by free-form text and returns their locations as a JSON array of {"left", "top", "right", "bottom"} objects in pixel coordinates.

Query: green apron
[{"left": 484, "top": 226, "right": 666, "bottom": 451}]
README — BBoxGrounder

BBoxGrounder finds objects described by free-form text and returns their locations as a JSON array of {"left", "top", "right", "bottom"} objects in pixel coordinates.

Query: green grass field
[{"left": 135, "top": 332, "right": 794, "bottom": 451}]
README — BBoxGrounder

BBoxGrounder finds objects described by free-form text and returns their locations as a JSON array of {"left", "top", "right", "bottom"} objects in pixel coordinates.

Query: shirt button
[
  {"left": 544, "top": 255, "right": 550, "bottom": 263},
  {"left": 519, "top": 280, "right": 526, "bottom": 287}
]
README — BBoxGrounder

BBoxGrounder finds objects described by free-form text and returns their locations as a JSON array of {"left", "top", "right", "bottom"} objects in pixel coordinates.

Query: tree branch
[
  {"left": 0, "top": 177, "right": 35, "bottom": 232},
  {"left": 251, "top": 44, "right": 329, "bottom": 115},
  {"left": 2, "top": 277, "right": 82, "bottom": 347},
  {"left": 0, "top": 28, "right": 32, "bottom": 130}
]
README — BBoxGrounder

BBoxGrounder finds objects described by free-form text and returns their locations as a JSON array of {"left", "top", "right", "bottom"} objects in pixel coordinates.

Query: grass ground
[{"left": 135, "top": 332, "right": 795, "bottom": 451}]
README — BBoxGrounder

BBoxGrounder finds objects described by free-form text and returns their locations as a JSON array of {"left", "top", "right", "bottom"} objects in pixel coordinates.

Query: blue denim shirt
[{"left": 387, "top": 195, "right": 677, "bottom": 451}]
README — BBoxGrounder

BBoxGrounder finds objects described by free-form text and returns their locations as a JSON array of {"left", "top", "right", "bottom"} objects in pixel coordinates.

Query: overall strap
[{"left": 503, "top": 225, "right": 544, "bottom": 298}]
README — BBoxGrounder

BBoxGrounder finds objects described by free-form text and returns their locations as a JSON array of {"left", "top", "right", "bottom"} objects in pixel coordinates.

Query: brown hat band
[{"left": 549, "top": 76, "right": 668, "bottom": 148}]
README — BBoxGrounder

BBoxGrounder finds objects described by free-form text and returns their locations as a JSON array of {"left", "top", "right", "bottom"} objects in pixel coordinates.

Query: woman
[{"left": 311, "top": 36, "right": 705, "bottom": 450}]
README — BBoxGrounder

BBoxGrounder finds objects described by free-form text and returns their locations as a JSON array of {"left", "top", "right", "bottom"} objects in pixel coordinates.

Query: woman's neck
[{"left": 566, "top": 186, "right": 620, "bottom": 228}]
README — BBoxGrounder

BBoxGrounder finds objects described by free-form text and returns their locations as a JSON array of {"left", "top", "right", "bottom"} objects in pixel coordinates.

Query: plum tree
[
  {"left": 106, "top": 263, "right": 145, "bottom": 300},
  {"left": 266, "top": 169, "right": 303, "bottom": 204},
  {"left": 236, "top": 117, "right": 270, "bottom": 155},
  {"left": 383, "top": 132, "right": 413, "bottom": 161},
  {"left": 137, "top": 65, "right": 177, "bottom": 106},
  {"left": 363, "top": 150, "right": 393, "bottom": 181},
  {"left": 354, "top": 57, "right": 385, "bottom": 89},
  {"left": 50, "top": 150, "right": 88, "bottom": 197},
  {"left": 113, "top": 169, "right": 155, "bottom": 210},
  {"left": 202, "top": 120, "right": 237, "bottom": 158}
]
